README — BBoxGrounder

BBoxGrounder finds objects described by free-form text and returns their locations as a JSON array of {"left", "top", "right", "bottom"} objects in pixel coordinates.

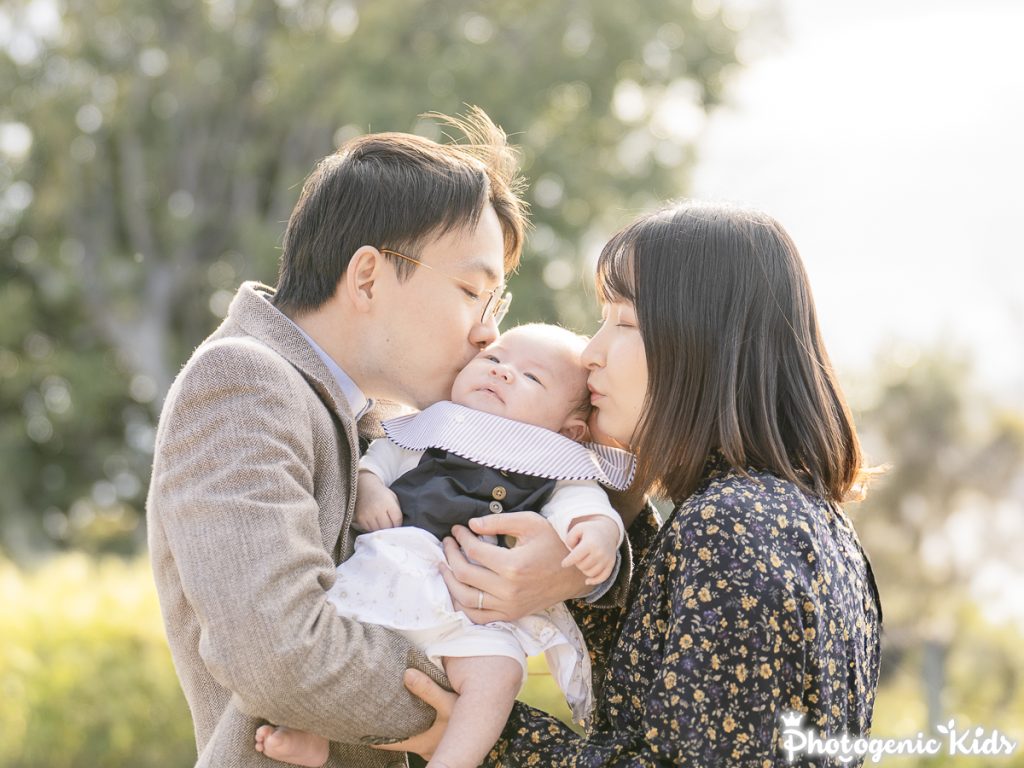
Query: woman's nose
[{"left": 581, "top": 334, "right": 604, "bottom": 370}]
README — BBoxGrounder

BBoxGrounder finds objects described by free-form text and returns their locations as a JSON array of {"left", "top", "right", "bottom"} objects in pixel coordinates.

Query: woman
[{"left": 388, "top": 201, "right": 882, "bottom": 766}]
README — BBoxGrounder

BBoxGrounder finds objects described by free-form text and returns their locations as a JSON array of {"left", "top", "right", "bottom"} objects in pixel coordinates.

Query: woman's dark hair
[
  {"left": 597, "top": 200, "right": 867, "bottom": 504},
  {"left": 274, "top": 107, "right": 528, "bottom": 314}
]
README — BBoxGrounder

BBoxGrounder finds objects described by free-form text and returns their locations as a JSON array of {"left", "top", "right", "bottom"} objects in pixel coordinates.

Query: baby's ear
[{"left": 559, "top": 416, "right": 589, "bottom": 442}]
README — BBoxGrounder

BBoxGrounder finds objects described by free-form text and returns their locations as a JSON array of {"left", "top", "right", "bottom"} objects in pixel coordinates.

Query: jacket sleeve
[{"left": 150, "top": 340, "right": 441, "bottom": 743}]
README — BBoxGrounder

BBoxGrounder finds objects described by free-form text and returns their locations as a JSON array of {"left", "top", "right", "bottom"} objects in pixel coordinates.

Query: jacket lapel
[
  {"left": 225, "top": 282, "right": 361, "bottom": 558},
  {"left": 227, "top": 282, "right": 358, "bottom": 431}
]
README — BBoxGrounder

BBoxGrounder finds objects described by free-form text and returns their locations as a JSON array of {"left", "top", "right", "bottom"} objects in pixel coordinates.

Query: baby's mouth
[{"left": 478, "top": 386, "right": 504, "bottom": 404}]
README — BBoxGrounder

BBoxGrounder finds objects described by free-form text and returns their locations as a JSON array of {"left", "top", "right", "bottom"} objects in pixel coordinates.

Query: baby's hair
[{"left": 505, "top": 323, "right": 593, "bottom": 419}]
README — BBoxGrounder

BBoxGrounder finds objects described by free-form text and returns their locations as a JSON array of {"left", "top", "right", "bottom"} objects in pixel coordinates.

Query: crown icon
[{"left": 780, "top": 711, "right": 805, "bottom": 728}]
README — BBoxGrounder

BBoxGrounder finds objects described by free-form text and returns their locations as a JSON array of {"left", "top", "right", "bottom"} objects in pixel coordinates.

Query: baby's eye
[
  {"left": 484, "top": 354, "right": 500, "bottom": 363},
  {"left": 525, "top": 373, "right": 542, "bottom": 384}
]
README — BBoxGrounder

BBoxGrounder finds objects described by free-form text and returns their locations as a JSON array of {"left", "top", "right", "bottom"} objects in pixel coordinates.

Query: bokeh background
[{"left": 2, "top": 0, "right": 1022, "bottom": 765}]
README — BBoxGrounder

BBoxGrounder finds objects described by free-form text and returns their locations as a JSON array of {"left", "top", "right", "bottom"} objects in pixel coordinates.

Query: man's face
[
  {"left": 381, "top": 204, "right": 506, "bottom": 409},
  {"left": 450, "top": 327, "right": 588, "bottom": 433}
]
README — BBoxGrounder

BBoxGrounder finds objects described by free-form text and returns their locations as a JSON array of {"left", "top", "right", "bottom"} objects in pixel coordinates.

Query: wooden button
[{"left": 492, "top": 486, "right": 507, "bottom": 500}]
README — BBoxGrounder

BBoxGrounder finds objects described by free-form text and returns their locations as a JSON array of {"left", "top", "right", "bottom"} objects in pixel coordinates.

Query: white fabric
[
  {"left": 358, "top": 438, "right": 423, "bottom": 486},
  {"left": 358, "top": 439, "right": 625, "bottom": 547},
  {"left": 382, "top": 401, "right": 635, "bottom": 490},
  {"left": 326, "top": 528, "right": 594, "bottom": 720},
  {"left": 336, "top": 436, "right": 627, "bottom": 722}
]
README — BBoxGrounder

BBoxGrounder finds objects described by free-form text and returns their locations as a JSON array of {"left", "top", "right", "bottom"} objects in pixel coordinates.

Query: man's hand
[
  {"left": 373, "top": 669, "right": 457, "bottom": 759},
  {"left": 352, "top": 470, "right": 403, "bottom": 532},
  {"left": 562, "top": 516, "right": 621, "bottom": 585},
  {"left": 438, "top": 511, "right": 590, "bottom": 623}
]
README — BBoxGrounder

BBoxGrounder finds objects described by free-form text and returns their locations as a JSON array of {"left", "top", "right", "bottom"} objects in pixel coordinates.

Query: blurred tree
[
  {"left": 0, "top": 0, "right": 752, "bottom": 554},
  {"left": 850, "top": 347, "right": 1024, "bottom": 727}
]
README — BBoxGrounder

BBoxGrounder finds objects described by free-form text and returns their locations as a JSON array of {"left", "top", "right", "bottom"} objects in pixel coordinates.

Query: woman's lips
[{"left": 588, "top": 385, "right": 605, "bottom": 404}]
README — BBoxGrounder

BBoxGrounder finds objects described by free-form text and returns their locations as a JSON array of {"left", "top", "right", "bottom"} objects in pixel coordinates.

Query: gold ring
[{"left": 477, "top": 590, "right": 484, "bottom": 610}]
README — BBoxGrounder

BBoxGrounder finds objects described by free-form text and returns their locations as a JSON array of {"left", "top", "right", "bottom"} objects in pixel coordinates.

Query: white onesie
[{"left": 324, "top": 401, "right": 634, "bottom": 722}]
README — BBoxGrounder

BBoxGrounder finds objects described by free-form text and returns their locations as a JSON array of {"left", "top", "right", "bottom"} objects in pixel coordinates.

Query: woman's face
[{"left": 582, "top": 299, "right": 649, "bottom": 449}]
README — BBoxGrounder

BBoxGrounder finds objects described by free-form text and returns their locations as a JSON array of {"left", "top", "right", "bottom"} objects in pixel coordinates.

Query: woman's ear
[
  {"left": 559, "top": 416, "right": 589, "bottom": 442},
  {"left": 344, "top": 246, "right": 383, "bottom": 311}
]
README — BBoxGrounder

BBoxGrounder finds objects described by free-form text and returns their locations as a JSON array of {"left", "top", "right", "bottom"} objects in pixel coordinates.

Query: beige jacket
[{"left": 147, "top": 282, "right": 446, "bottom": 768}]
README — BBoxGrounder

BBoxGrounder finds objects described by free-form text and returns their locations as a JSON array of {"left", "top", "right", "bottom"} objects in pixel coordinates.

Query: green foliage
[
  {"left": 0, "top": 555, "right": 194, "bottom": 768},
  {"left": 0, "top": 553, "right": 575, "bottom": 765},
  {"left": 849, "top": 345, "right": 1024, "bottom": 733},
  {"left": 4, "top": 555, "right": 1023, "bottom": 766},
  {"left": 0, "top": 0, "right": 743, "bottom": 555}
]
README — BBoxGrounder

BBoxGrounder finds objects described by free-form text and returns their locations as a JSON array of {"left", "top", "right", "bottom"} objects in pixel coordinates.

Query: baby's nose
[{"left": 489, "top": 364, "right": 513, "bottom": 382}]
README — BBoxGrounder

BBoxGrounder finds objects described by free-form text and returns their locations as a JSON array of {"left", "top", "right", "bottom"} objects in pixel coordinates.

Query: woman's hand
[
  {"left": 439, "top": 511, "right": 590, "bottom": 623},
  {"left": 372, "top": 669, "right": 457, "bottom": 759}
]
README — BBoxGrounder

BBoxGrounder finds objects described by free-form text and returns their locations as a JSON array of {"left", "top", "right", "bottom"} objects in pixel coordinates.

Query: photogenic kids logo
[{"left": 780, "top": 711, "right": 1018, "bottom": 764}]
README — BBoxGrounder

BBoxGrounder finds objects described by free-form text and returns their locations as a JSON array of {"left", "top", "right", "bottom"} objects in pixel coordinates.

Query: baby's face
[{"left": 450, "top": 327, "right": 588, "bottom": 434}]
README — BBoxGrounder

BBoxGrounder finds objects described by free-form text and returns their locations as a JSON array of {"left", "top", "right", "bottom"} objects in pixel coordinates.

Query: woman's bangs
[{"left": 595, "top": 231, "right": 636, "bottom": 304}]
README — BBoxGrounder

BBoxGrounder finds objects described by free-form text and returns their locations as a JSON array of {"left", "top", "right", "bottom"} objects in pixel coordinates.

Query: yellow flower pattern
[{"left": 487, "top": 455, "right": 882, "bottom": 766}]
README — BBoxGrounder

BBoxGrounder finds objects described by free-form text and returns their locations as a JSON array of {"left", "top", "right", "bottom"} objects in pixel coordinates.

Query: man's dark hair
[
  {"left": 597, "top": 201, "right": 868, "bottom": 505},
  {"left": 273, "top": 107, "right": 528, "bottom": 313}
]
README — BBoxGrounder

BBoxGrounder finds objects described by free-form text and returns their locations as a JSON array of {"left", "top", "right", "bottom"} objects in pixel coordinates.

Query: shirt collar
[
  {"left": 264, "top": 299, "right": 373, "bottom": 421},
  {"left": 382, "top": 401, "right": 636, "bottom": 490}
]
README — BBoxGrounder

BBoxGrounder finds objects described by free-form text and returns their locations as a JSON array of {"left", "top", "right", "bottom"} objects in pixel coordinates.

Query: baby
[{"left": 255, "top": 324, "right": 633, "bottom": 768}]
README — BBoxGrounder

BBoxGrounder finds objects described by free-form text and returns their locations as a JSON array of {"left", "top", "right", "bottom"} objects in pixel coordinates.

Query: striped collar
[{"left": 382, "top": 401, "right": 635, "bottom": 491}]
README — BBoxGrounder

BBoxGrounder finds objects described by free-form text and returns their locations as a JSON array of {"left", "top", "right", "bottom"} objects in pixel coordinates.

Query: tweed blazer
[{"left": 147, "top": 281, "right": 446, "bottom": 768}]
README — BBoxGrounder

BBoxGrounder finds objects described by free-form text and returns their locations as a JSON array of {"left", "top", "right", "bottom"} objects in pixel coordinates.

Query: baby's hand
[
  {"left": 560, "top": 516, "right": 621, "bottom": 585},
  {"left": 353, "top": 470, "right": 403, "bottom": 532}
]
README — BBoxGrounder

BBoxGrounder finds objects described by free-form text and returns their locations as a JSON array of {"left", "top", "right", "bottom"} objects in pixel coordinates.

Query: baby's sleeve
[
  {"left": 358, "top": 438, "right": 422, "bottom": 486},
  {"left": 540, "top": 479, "right": 625, "bottom": 548}
]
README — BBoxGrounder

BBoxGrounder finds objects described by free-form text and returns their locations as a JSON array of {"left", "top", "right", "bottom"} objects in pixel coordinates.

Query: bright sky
[{"left": 691, "top": 0, "right": 1024, "bottom": 401}]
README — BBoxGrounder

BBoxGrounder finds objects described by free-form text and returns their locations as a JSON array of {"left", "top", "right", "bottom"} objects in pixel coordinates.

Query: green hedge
[
  {"left": 3, "top": 556, "right": 1022, "bottom": 767},
  {"left": 0, "top": 555, "right": 574, "bottom": 767},
  {"left": 0, "top": 555, "right": 195, "bottom": 767}
]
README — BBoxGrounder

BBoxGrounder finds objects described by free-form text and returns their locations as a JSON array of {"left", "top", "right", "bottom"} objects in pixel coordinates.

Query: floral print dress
[{"left": 486, "top": 455, "right": 882, "bottom": 767}]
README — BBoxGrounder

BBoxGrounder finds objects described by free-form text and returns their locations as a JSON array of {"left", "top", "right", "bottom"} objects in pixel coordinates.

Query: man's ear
[
  {"left": 558, "top": 416, "right": 589, "bottom": 442},
  {"left": 344, "top": 246, "right": 385, "bottom": 312}
]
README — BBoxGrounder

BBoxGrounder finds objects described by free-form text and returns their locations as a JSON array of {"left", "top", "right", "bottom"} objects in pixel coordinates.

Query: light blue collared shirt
[{"left": 266, "top": 300, "right": 372, "bottom": 421}]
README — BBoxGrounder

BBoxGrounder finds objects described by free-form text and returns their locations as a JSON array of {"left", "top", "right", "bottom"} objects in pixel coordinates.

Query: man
[{"left": 147, "top": 109, "right": 593, "bottom": 767}]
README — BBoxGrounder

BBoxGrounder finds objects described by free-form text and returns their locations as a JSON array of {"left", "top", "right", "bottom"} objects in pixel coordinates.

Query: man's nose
[{"left": 470, "top": 314, "right": 499, "bottom": 348}]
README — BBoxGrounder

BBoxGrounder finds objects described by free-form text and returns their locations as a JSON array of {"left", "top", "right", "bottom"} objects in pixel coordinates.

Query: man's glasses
[{"left": 380, "top": 248, "right": 512, "bottom": 325}]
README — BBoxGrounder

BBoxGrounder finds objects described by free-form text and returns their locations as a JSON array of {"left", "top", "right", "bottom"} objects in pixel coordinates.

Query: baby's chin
[
  {"left": 452, "top": 388, "right": 511, "bottom": 419},
  {"left": 452, "top": 391, "right": 558, "bottom": 432}
]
